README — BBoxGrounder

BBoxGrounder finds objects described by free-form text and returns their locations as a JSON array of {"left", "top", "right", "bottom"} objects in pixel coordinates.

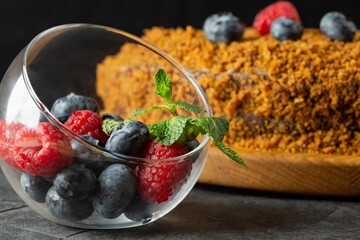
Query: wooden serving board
[{"left": 198, "top": 146, "right": 360, "bottom": 197}]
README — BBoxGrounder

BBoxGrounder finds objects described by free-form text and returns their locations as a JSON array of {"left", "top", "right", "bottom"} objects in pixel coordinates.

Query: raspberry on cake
[{"left": 253, "top": 1, "right": 301, "bottom": 35}]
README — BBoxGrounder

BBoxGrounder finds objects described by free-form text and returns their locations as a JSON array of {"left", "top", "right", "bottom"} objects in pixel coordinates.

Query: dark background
[{"left": 0, "top": 0, "right": 359, "bottom": 79}]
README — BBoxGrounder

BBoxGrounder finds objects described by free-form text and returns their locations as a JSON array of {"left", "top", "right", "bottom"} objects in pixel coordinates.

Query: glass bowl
[{"left": 0, "top": 24, "right": 212, "bottom": 229}]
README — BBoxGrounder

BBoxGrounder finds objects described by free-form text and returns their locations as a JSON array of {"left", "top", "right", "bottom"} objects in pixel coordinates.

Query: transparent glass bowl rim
[{"left": 20, "top": 23, "right": 213, "bottom": 164}]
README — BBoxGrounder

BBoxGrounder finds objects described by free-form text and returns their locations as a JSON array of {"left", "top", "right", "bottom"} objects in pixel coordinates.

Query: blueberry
[
  {"left": 320, "top": 11, "right": 357, "bottom": 42},
  {"left": 124, "top": 195, "right": 154, "bottom": 223},
  {"left": 270, "top": 17, "right": 303, "bottom": 41},
  {"left": 71, "top": 135, "right": 113, "bottom": 176},
  {"left": 203, "top": 12, "right": 244, "bottom": 44},
  {"left": 101, "top": 113, "right": 124, "bottom": 121},
  {"left": 46, "top": 186, "right": 94, "bottom": 221},
  {"left": 183, "top": 139, "right": 200, "bottom": 163},
  {"left": 20, "top": 173, "right": 52, "bottom": 203},
  {"left": 111, "top": 122, "right": 125, "bottom": 133},
  {"left": 92, "top": 164, "right": 137, "bottom": 219},
  {"left": 51, "top": 93, "right": 100, "bottom": 123},
  {"left": 105, "top": 121, "right": 149, "bottom": 157},
  {"left": 53, "top": 165, "right": 97, "bottom": 201}
]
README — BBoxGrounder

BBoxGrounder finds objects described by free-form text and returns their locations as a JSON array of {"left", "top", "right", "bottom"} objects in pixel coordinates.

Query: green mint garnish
[
  {"left": 148, "top": 115, "right": 192, "bottom": 145},
  {"left": 104, "top": 69, "right": 246, "bottom": 167},
  {"left": 147, "top": 117, "right": 228, "bottom": 145},
  {"left": 129, "top": 106, "right": 169, "bottom": 118},
  {"left": 155, "top": 69, "right": 172, "bottom": 105},
  {"left": 212, "top": 141, "right": 246, "bottom": 166},
  {"left": 169, "top": 101, "right": 207, "bottom": 114},
  {"left": 151, "top": 69, "right": 206, "bottom": 116},
  {"left": 190, "top": 117, "right": 229, "bottom": 142},
  {"left": 102, "top": 118, "right": 123, "bottom": 135}
]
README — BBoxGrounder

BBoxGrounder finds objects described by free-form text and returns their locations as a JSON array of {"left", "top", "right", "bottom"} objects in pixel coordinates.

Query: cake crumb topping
[{"left": 97, "top": 27, "right": 360, "bottom": 155}]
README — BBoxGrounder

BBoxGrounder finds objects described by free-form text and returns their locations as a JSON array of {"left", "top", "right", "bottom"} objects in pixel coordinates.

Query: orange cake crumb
[{"left": 96, "top": 27, "right": 360, "bottom": 155}]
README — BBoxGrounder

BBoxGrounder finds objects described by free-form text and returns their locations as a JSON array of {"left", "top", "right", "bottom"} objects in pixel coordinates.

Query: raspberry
[
  {"left": 137, "top": 140, "right": 192, "bottom": 204},
  {"left": 13, "top": 122, "right": 73, "bottom": 176},
  {"left": 64, "top": 110, "right": 109, "bottom": 145},
  {"left": 253, "top": 1, "right": 301, "bottom": 35},
  {"left": 0, "top": 120, "right": 24, "bottom": 171}
]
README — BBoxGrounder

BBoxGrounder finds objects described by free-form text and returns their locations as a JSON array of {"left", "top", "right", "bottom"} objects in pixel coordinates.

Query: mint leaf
[
  {"left": 165, "top": 116, "right": 191, "bottom": 145},
  {"left": 148, "top": 115, "right": 191, "bottom": 145},
  {"left": 155, "top": 69, "right": 172, "bottom": 104},
  {"left": 213, "top": 141, "right": 246, "bottom": 167},
  {"left": 169, "top": 101, "right": 207, "bottom": 114},
  {"left": 102, "top": 119, "right": 123, "bottom": 135},
  {"left": 129, "top": 106, "right": 169, "bottom": 118},
  {"left": 191, "top": 117, "right": 229, "bottom": 142},
  {"left": 124, "top": 118, "right": 134, "bottom": 125},
  {"left": 147, "top": 120, "right": 167, "bottom": 140},
  {"left": 177, "top": 122, "right": 202, "bottom": 142}
]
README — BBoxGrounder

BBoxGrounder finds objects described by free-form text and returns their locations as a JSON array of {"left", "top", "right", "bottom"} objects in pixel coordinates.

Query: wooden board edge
[{"left": 198, "top": 147, "right": 360, "bottom": 197}]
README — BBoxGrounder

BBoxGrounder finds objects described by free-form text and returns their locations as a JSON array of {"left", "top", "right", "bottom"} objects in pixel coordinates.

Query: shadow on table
[{"left": 85, "top": 184, "right": 355, "bottom": 237}]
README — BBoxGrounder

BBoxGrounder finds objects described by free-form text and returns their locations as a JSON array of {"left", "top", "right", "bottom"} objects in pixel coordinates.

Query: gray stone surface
[{"left": 1, "top": 169, "right": 360, "bottom": 240}]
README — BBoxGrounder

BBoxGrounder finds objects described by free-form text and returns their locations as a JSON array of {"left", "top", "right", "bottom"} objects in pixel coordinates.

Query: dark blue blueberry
[
  {"left": 108, "top": 123, "right": 125, "bottom": 136},
  {"left": 111, "top": 123, "right": 125, "bottom": 132},
  {"left": 183, "top": 139, "right": 200, "bottom": 163},
  {"left": 320, "top": 12, "right": 357, "bottom": 42},
  {"left": 105, "top": 121, "right": 149, "bottom": 157},
  {"left": 53, "top": 165, "right": 97, "bottom": 201},
  {"left": 124, "top": 195, "right": 154, "bottom": 223},
  {"left": 71, "top": 135, "right": 113, "bottom": 176},
  {"left": 270, "top": 17, "right": 303, "bottom": 41},
  {"left": 92, "top": 164, "right": 137, "bottom": 219},
  {"left": 46, "top": 186, "right": 94, "bottom": 221},
  {"left": 20, "top": 173, "right": 52, "bottom": 203},
  {"left": 101, "top": 113, "right": 124, "bottom": 122},
  {"left": 51, "top": 93, "right": 100, "bottom": 123},
  {"left": 203, "top": 12, "right": 244, "bottom": 44}
]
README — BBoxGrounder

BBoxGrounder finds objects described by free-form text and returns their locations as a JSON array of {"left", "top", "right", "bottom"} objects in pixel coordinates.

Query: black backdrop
[{"left": 1, "top": 0, "right": 359, "bottom": 79}]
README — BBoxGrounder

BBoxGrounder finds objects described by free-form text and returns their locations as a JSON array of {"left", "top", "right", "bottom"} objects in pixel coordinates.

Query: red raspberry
[
  {"left": 253, "top": 1, "right": 301, "bottom": 35},
  {"left": 64, "top": 110, "right": 109, "bottom": 145},
  {"left": 13, "top": 122, "right": 73, "bottom": 176},
  {"left": 0, "top": 120, "right": 24, "bottom": 171},
  {"left": 137, "top": 140, "right": 192, "bottom": 204}
]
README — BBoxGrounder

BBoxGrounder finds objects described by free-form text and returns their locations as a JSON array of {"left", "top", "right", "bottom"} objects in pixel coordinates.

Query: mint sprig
[
  {"left": 191, "top": 117, "right": 229, "bottom": 142},
  {"left": 148, "top": 115, "right": 192, "bottom": 145},
  {"left": 129, "top": 106, "right": 169, "bottom": 118},
  {"left": 155, "top": 69, "right": 172, "bottom": 104},
  {"left": 124, "top": 69, "right": 246, "bottom": 167},
  {"left": 102, "top": 118, "right": 123, "bottom": 135},
  {"left": 169, "top": 101, "right": 207, "bottom": 114},
  {"left": 213, "top": 141, "right": 246, "bottom": 166}
]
